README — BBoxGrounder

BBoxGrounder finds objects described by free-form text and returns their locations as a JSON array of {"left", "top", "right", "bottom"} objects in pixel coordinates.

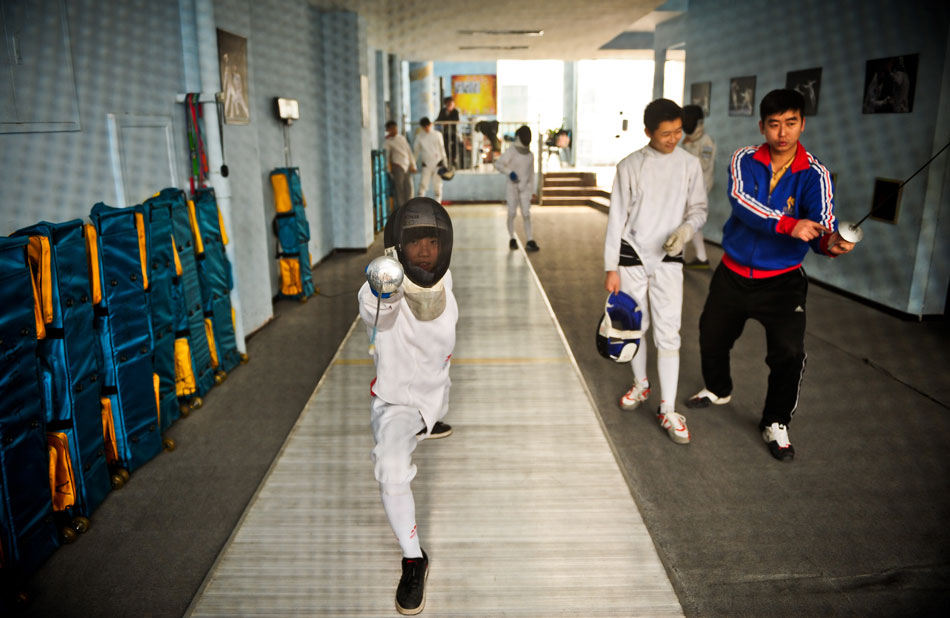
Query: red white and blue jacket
[{"left": 724, "top": 142, "right": 837, "bottom": 278}]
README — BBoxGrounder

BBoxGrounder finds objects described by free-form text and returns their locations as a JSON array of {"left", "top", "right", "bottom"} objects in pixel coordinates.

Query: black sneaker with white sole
[
  {"left": 417, "top": 421, "right": 453, "bottom": 440},
  {"left": 509, "top": 238, "right": 518, "bottom": 250},
  {"left": 761, "top": 422, "right": 795, "bottom": 461},
  {"left": 525, "top": 240, "right": 540, "bottom": 251},
  {"left": 396, "top": 550, "right": 428, "bottom": 615},
  {"left": 685, "top": 388, "right": 732, "bottom": 409}
]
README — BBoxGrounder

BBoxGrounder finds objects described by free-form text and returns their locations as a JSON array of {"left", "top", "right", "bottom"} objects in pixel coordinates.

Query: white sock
[
  {"left": 380, "top": 483, "right": 421, "bottom": 558},
  {"left": 657, "top": 348, "right": 680, "bottom": 413},
  {"left": 632, "top": 342, "right": 648, "bottom": 384},
  {"left": 507, "top": 212, "right": 516, "bottom": 238},
  {"left": 523, "top": 214, "right": 533, "bottom": 241}
]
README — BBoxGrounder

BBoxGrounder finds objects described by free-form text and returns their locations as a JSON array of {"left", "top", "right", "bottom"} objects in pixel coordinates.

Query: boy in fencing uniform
[
  {"left": 494, "top": 125, "right": 539, "bottom": 250},
  {"left": 604, "top": 99, "right": 707, "bottom": 444},
  {"left": 680, "top": 104, "right": 716, "bottom": 268},
  {"left": 359, "top": 198, "right": 456, "bottom": 615},
  {"left": 412, "top": 117, "right": 448, "bottom": 204}
]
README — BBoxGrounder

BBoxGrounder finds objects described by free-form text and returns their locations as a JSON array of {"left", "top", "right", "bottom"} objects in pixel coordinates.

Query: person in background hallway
[
  {"left": 436, "top": 96, "right": 460, "bottom": 169},
  {"left": 494, "top": 125, "right": 538, "bottom": 251},
  {"left": 384, "top": 121, "right": 416, "bottom": 211},
  {"left": 413, "top": 117, "right": 448, "bottom": 205},
  {"left": 679, "top": 104, "right": 717, "bottom": 269},
  {"left": 604, "top": 98, "right": 707, "bottom": 445},
  {"left": 360, "top": 198, "right": 456, "bottom": 614},
  {"left": 686, "top": 89, "right": 855, "bottom": 462}
]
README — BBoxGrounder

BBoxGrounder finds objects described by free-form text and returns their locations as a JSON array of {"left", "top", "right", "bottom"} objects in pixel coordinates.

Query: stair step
[{"left": 542, "top": 187, "right": 610, "bottom": 198}]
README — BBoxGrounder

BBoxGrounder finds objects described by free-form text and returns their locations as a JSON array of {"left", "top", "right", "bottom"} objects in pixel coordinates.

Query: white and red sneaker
[
  {"left": 657, "top": 408, "right": 690, "bottom": 444},
  {"left": 620, "top": 380, "right": 650, "bottom": 410}
]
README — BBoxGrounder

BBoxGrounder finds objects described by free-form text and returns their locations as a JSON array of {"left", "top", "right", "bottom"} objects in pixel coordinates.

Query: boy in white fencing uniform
[
  {"left": 604, "top": 99, "right": 707, "bottom": 444},
  {"left": 679, "top": 104, "right": 716, "bottom": 268},
  {"left": 494, "top": 125, "right": 539, "bottom": 250},
  {"left": 359, "top": 198, "right": 457, "bottom": 615},
  {"left": 412, "top": 117, "right": 448, "bottom": 204}
]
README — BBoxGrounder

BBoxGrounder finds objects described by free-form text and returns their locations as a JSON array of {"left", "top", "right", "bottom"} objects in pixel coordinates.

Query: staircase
[{"left": 541, "top": 171, "right": 610, "bottom": 212}]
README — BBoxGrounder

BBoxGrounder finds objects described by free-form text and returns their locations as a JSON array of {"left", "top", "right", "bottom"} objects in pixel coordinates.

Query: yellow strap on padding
[
  {"left": 204, "top": 318, "right": 219, "bottom": 368},
  {"left": 100, "top": 397, "right": 119, "bottom": 465},
  {"left": 217, "top": 207, "right": 229, "bottom": 245},
  {"left": 134, "top": 212, "right": 149, "bottom": 290},
  {"left": 47, "top": 432, "right": 77, "bottom": 512},
  {"left": 279, "top": 257, "right": 302, "bottom": 296},
  {"left": 27, "top": 236, "right": 54, "bottom": 333},
  {"left": 153, "top": 372, "right": 161, "bottom": 427},
  {"left": 187, "top": 200, "right": 205, "bottom": 254},
  {"left": 84, "top": 224, "right": 102, "bottom": 305},
  {"left": 271, "top": 173, "right": 293, "bottom": 213},
  {"left": 175, "top": 338, "right": 196, "bottom": 397},
  {"left": 171, "top": 235, "right": 183, "bottom": 276}
]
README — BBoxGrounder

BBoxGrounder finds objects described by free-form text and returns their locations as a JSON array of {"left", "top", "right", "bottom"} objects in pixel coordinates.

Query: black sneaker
[
  {"left": 509, "top": 238, "right": 518, "bottom": 250},
  {"left": 685, "top": 259, "right": 709, "bottom": 269},
  {"left": 396, "top": 550, "right": 428, "bottom": 615},
  {"left": 525, "top": 240, "right": 540, "bottom": 251},
  {"left": 761, "top": 422, "right": 795, "bottom": 462},
  {"left": 418, "top": 421, "right": 453, "bottom": 440}
]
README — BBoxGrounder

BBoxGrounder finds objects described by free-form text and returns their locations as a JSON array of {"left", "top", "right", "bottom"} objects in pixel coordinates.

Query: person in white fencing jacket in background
[
  {"left": 604, "top": 98, "right": 707, "bottom": 445},
  {"left": 679, "top": 104, "right": 717, "bottom": 269},
  {"left": 359, "top": 198, "right": 457, "bottom": 615},
  {"left": 494, "top": 125, "right": 539, "bottom": 251},
  {"left": 412, "top": 117, "right": 448, "bottom": 204}
]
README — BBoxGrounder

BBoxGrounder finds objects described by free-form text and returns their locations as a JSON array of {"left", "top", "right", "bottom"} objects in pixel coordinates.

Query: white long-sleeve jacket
[
  {"left": 604, "top": 145, "right": 707, "bottom": 275},
  {"left": 412, "top": 130, "right": 448, "bottom": 169},
  {"left": 358, "top": 270, "right": 458, "bottom": 429},
  {"left": 680, "top": 126, "right": 716, "bottom": 195},
  {"left": 494, "top": 144, "right": 535, "bottom": 191}
]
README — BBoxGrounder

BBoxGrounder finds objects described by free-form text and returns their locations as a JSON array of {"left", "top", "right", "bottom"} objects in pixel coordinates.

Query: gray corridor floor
[{"left": 17, "top": 204, "right": 950, "bottom": 618}]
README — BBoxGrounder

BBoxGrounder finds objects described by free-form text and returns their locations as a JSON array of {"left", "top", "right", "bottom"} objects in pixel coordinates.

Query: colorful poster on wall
[{"left": 451, "top": 75, "right": 497, "bottom": 115}]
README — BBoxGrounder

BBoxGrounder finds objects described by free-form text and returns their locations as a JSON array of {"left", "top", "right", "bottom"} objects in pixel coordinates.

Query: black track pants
[{"left": 698, "top": 263, "right": 808, "bottom": 427}]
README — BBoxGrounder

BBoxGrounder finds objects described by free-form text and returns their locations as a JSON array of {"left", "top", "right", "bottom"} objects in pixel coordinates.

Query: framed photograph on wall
[
  {"left": 690, "top": 82, "right": 711, "bottom": 117},
  {"left": 862, "top": 54, "right": 918, "bottom": 114},
  {"left": 217, "top": 29, "right": 250, "bottom": 124},
  {"left": 786, "top": 67, "right": 822, "bottom": 115},
  {"left": 729, "top": 76, "right": 755, "bottom": 116}
]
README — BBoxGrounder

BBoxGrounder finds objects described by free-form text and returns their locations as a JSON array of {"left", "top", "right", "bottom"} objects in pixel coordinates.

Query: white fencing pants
[{"left": 417, "top": 165, "right": 443, "bottom": 203}]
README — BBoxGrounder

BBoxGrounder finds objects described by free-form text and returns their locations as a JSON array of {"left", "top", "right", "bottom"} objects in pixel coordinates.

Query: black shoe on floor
[
  {"left": 525, "top": 240, "right": 540, "bottom": 251},
  {"left": 509, "top": 238, "right": 518, "bottom": 250},
  {"left": 685, "top": 259, "right": 709, "bottom": 269},
  {"left": 396, "top": 550, "right": 428, "bottom": 615},
  {"left": 418, "top": 421, "right": 453, "bottom": 440},
  {"left": 761, "top": 422, "right": 795, "bottom": 462}
]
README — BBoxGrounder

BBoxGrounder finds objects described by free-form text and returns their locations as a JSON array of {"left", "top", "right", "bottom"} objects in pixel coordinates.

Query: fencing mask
[
  {"left": 384, "top": 197, "right": 454, "bottom": 320},
  {"left": 596, "top": 291, "right": 643, "bottom": 362}
]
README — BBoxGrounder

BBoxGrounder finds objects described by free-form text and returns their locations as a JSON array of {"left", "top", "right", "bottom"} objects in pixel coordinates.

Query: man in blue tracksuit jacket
[{"left": 686, "top": 89, "right": 855, "bottom": 462}]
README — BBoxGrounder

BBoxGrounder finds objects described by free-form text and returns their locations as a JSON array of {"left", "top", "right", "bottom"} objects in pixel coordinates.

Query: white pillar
[{"left": 193, "top": 0, "right": 247, "bottom": 354}]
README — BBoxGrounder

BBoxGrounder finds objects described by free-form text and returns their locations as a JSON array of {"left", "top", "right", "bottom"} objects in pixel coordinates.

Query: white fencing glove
[{"left": 663, "top": 223, "right": 694, "bottom": 257}]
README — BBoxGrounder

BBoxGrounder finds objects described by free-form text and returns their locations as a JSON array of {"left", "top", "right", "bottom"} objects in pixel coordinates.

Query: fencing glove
[
  {"left": 662, "top": 223, "right": 694, "bottom": 256},
  {"left": 509, "top": 171, "right": 519, "bottom": 182}
]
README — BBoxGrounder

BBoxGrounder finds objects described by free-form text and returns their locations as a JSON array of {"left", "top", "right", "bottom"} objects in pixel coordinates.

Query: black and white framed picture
[
  {"left": 862, "top": 54, "right": 918, "bottom": 114},
  {"left": 786, "top": 67, "right": 822, "bottom": 115},
  {"left": 690, "top": 82, "right": 711, "bottom": 117},
  {"left": 728, "top": 76, "right": 755, "bottom": 116},
  {"left": 217, "top": 29, "right": 250, "bottom": 124}
]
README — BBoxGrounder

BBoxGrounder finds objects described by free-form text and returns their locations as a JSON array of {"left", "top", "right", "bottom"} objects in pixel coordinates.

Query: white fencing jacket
[
  {"left": 359, "top": 270, "right": 458, "bottom": 430},
  {"left": 680, "top": 126, "right": 716, "bottom": 195},
  {"left": 604, "top": 145, "right": 707, "bottom": 275},
  {"left": 413, "top": 129, "right": 448, "bottom": 169},
  {"left": 494, "top": 144, "right": 535, "bottom": 195}
]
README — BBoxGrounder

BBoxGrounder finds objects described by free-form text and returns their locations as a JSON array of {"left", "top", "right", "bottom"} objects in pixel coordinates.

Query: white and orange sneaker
[
  {"left": 657, "top": 407, "right": 690, "bottom": 444},
  {"left": 620, "top": 380, "right": 650, "bottom": 410}
]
